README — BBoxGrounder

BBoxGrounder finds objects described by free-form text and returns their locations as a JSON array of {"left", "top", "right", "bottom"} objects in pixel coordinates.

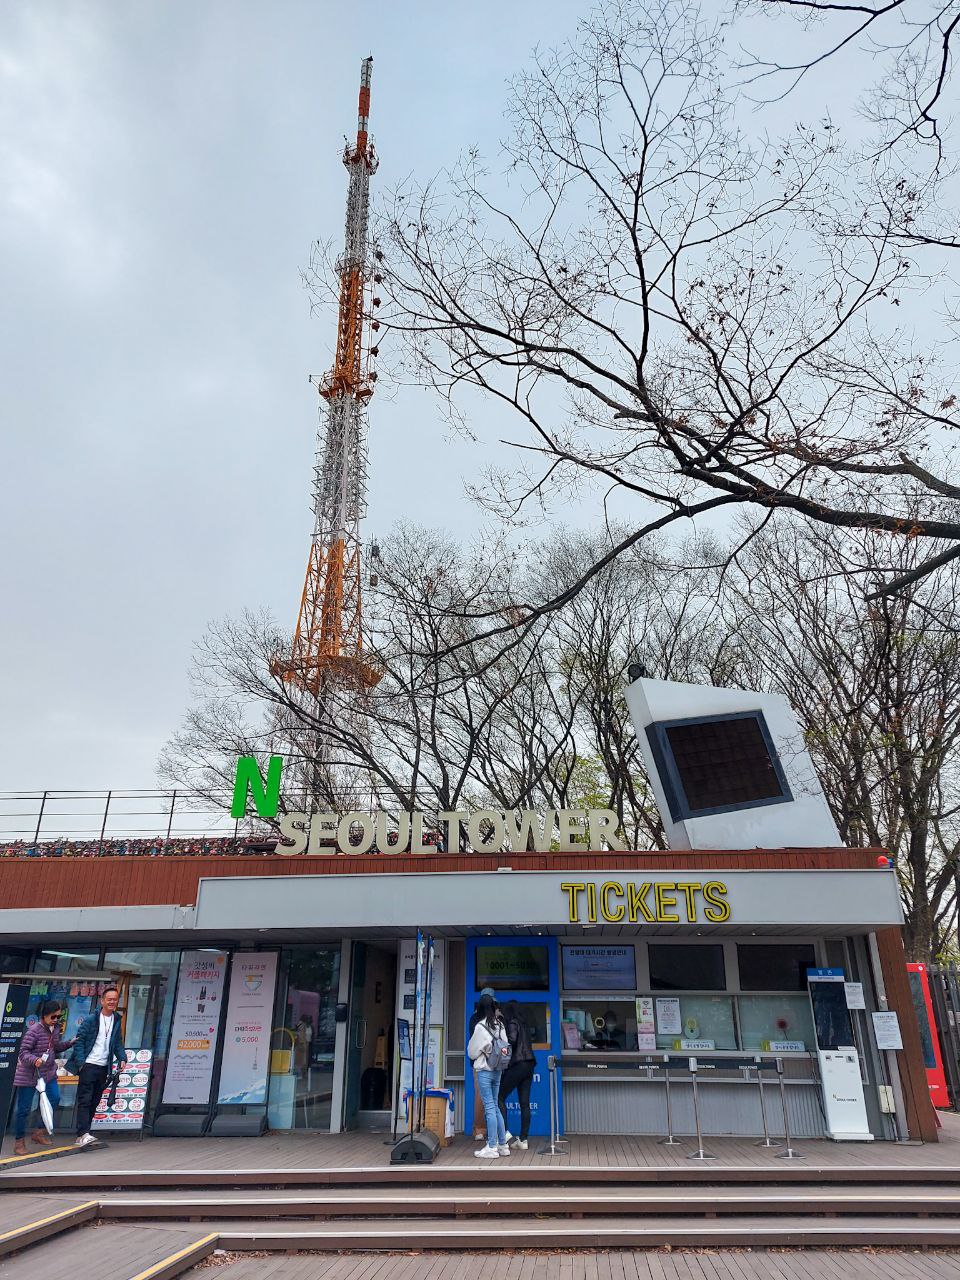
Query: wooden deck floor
[
  {"left": 2, "top": 1113, "right": 960, "bottom": 1182},
  {"left": 192, "top": 1248, "right": 960, "bottom": 1280},
  {"left": 0, "top": 1222, "right": 207, "bottom": 1277}
]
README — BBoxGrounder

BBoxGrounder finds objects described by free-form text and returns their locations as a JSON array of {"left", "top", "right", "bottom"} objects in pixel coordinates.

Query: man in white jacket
[{"left": 467, "top": 994, "right": 511, "bottom": 1158}]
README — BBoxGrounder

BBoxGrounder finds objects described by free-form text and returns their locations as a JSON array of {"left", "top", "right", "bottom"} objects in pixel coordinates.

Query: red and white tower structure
[{"left": 275, "top": 57, "right": 381, "bottom": 699}]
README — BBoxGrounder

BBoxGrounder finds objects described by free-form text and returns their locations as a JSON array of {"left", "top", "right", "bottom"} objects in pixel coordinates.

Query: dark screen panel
[
  {"left": 649, "top": 943, "right": 726, "bottom": 991},
  {"left": 475, "top": 945, "right": 550, "bottom": 992},
  {"left": 737, "top": 944, "right": 817, "bottom": 992},
  {"left": 665, "top": 715, "right": 785, "bottom": 812}
]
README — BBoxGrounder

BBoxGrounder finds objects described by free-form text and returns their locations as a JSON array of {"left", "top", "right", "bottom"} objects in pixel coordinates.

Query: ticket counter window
[
  {"left": 561, "top": 1000, "right": 637, "bottom": 1050},
  {"left": 653, "top": 994, "right": 737, "bottom": 1050},
  {"left": 514, "top": 1001, "right": 552, "bottom": 1050},
  {"left": 737, "top": 993, "right": 816, "bottom": 1051}
]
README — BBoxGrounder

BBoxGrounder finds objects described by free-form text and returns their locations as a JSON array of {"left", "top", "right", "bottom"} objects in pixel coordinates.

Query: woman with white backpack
[{"left": 467, "top": 993, "right": 513, "bottom": 1159}]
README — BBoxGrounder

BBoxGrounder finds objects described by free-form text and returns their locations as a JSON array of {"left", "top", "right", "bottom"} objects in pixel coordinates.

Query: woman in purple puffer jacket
[{"left": 12, "top": 999, "right": 75, "bottom": 1156}]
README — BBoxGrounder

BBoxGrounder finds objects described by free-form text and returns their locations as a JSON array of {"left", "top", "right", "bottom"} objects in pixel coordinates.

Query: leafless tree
[
  {"left": 374, "top": 0, "right": 959, "bottom": 652},
  {"left": 719, "top": 514, "right": 960, "bottom": 958},
  {"left": 160, "top": 523, "right": 738, "bottom": 850},
  {"left": 740, "top": 0, "right": 960, "bottom": 162}
]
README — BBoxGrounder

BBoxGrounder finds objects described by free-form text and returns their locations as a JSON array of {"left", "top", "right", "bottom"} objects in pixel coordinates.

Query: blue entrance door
[{"left": 464, "top": 937, "right": 561, "bottom": 1138}]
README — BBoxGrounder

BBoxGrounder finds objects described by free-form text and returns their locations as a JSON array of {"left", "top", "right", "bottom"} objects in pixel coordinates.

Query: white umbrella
[{"left": 34, "top": 1076, "right": 54, "bottom": 1134}]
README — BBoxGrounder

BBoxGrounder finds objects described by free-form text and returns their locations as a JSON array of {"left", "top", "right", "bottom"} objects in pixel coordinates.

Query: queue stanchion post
[
  {"left": 753, "top": 1055, "right": 780, "bottom": 1148},
  {"left": 686, "top": 1057, "right": 716, "bottom": 1161},
  {"left": 658, "top": 1053, "right": 682, "bottom": 1146},
  {"left": 536, "top": 1055, "right": 568, "bottom": 1157},
  {"left": 775, "top": 1056, "right": 804, "bottom": 1159}
]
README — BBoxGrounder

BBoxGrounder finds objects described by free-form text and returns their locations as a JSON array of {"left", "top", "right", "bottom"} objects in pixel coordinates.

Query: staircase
[{"left": 4, "top": 1162, "right": 960, "bottom": 1275}]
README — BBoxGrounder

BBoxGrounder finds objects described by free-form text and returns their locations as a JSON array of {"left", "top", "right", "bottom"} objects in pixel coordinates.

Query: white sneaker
[
  {"left": 497, "top": 1143, "right": 511, "bottom": 1155},
  {"left": 474, "top": 1145, "right": 499, "bottom": 1159},
  {"left": 511, "top": 1138, "right": 528, "bottom": 1151},
  {"left": 474, "top": 1130, "right": 485, "bottom": 1141},
  {"left": 504, "top": 1130, "right": 513, "bottom": 1143},
  {"left": 74, "top": 1133, "right": 97, "bottom": 1148}
]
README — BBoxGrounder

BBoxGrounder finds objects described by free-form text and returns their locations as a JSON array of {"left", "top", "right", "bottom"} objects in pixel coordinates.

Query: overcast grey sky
[
  {"left": 2, "top": 1, "right": 943, "bottom": 804},
  {"left": 1, "top": 0, "right": 608, "bottom": 794}
]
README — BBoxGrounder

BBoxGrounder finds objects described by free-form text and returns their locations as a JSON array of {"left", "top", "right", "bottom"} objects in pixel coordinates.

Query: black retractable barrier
[
  {"left": 537, "top": 1055, "right": 569, "bottom": 1157},
  {"left": 775, "top": 1056, "right": 804, "bottom": 1159},
  {"left": 752, "top": 1055, "right": 780, "bottom": 1149},
  {"left": 686, "top": 1057, "right": 716, "bottom": 1161},
  {"left": 658, "top": 1053, "right": 682, "bottom": 1145}
]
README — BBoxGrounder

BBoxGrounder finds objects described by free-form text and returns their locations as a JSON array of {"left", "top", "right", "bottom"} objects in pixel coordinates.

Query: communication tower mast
[{"left": 275, "top": 56, "right": 381, "bottom": 699}]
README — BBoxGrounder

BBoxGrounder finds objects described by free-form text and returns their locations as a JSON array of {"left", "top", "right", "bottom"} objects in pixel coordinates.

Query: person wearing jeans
[
  {"left": 467, "top": 993, "right": 511, "bottom": 1159},
  {"left": 66, "top": 986, "right": 126, "bottom": 1148},
  {"left": 12, "top": 999, "right": 74, "bottom": 1157},
  {"left": 498, "top": 999, "right": 536, "bottom": 1150}
]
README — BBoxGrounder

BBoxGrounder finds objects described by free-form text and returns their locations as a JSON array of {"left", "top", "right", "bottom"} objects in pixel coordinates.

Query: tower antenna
[{"left": 275, "top": 56, "right": 381, "bottom": 698}]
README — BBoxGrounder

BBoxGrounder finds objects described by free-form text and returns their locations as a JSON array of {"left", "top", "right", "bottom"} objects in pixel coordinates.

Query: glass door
[{"left": 267, "top": 946, "right": 340, "bottom": 1130}]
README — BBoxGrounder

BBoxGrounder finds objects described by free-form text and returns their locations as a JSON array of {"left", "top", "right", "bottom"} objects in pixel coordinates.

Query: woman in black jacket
[{"left": 497, "top": 999, "right": 536, "bottom": 1149}]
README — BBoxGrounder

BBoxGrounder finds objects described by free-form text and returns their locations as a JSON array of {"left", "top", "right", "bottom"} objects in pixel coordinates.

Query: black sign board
[{"left": 0, "top": 984, "right": 31, "bottom": 1146}]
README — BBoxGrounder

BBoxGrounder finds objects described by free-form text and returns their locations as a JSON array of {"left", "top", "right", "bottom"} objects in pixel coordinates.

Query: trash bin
[{"left": 360, "top": 1065, "right": 387, "bottom": 1109}]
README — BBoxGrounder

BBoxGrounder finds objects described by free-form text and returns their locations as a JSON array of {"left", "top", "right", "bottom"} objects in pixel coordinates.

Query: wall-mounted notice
[
  {"left": 844, "top": 982, "right": 865, "bottom": 1010},
  {"left": 161, "top": 950, "right": 227, "bottom": 1105},
  {"left": 93, "top": 1049, "right": 153, "bottom": 1130},
  {"left": 217, "top": 952, "right": 279, "bottom": 1105},
  {"left": 655, "top": 997, "right": 682, "bottom": 1037},
  {"left": 636, "top": 997, "right": 656, "bottom": 1051},
  {"left": 872, "top": 1010, "right": 903, "bottom": 1051}
]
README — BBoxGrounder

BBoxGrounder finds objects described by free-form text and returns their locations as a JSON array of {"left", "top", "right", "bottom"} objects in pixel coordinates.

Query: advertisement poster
[
  {"left": 563, "top": 946, "right": 636, "bottom": 991},
  {"left": 655, "top": 997, "right": 682, "bottom": 1037},
  {"left": 0, "top": 984, "right": 30, "bottom": 1144},
  {"left": 93, "top": 1049, "right": 152, "bottom": 1131},
  {"left": 161, "top": 949, "right": 227, "bottom": 1105},
  {"left": 635, "top": 996, "right": 656, "bottom": 1051},
  {"left": 217, "top": 952, "right": 279, "bottom": 1104}
]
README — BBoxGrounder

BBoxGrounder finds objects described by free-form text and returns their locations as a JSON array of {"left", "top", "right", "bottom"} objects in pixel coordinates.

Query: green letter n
[{"left": 231, "top": 755, "right": 283, "bottom": 818}]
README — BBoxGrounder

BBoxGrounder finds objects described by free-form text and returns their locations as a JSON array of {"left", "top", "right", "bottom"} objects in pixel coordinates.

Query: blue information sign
[{"left": 397, "top": 1017, "right": 412, "bottom": 1062}]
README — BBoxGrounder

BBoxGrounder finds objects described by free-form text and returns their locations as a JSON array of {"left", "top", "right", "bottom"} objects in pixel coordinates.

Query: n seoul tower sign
[{"left": 230, "top": 755, "right": 626, "bottom": 855}]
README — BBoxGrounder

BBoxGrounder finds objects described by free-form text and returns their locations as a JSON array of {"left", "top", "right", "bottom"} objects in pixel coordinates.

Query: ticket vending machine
[{"left": 807, "top": 968, "right": 873, "bottom": 1141}]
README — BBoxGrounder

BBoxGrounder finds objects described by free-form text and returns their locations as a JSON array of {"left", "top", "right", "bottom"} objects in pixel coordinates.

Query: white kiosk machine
[{"left": 807, "top": 968, "right": 873, "bottom": 1141}]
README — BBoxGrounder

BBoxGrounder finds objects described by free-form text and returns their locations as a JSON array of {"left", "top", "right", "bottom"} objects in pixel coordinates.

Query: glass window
[
  {"left": 504, "top": 1000, "right": 551, "bottom": 1050},
  {"left": 0, "top": 949, "right": 31, "bottom": 974},
  {"left": 737, "top": 944, "right": 816, "bottom": 992},
  {"left": 33, "top": 950, "right": 100, "bottom": 976},
  {"left": 649, "top": 944, "right": 725, "bottom": 991},
  {"left": 737, "top": 993, "right": 815, "bottom": 1050},
  {"left": 560, "top": 999, "right": 637, "bottom": 1050},
  {"left": 268, "top": 946, "right": 341, "bottom": 1130},
  {"left": 103, "top": 949, "right": 182, "bottom": 1115},
  {"left": 653, "top": 994, "right": 737, "bottom": 1049}
]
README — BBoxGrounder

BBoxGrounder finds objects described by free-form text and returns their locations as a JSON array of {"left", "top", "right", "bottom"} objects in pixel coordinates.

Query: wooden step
[
  {"left": 0, "top": 1199, "right": 98, "bottom": 1258},
  {"left": 7, "top": 1162, "right": 960, "bottom": 1191},
  {"left": 206, "top": 1214, "right": 960, "bottom": 1251},
  {"left": 96, "top": 1184, "right": 960, "bottom": 1220}
]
